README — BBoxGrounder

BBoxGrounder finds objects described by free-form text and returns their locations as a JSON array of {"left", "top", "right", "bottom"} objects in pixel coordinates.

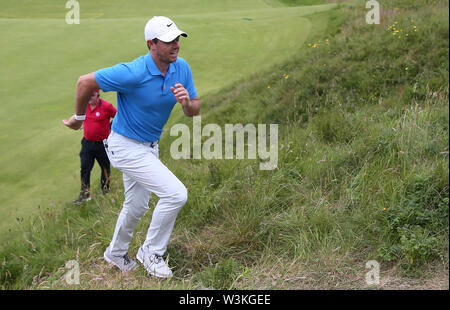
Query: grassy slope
[
  {"left": 0, "top": 0, "right": 336, "bottom": 230},
  {"left": 1, "top": 0, "right": 448, "bottom": 289}
]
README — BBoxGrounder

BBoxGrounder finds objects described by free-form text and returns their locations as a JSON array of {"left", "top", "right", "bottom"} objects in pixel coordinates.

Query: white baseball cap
[{"left": 144, "top": 16, "right": 187, "bottom": 42}]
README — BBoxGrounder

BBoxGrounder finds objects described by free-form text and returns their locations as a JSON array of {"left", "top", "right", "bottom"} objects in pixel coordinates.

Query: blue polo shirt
[{"left": 94, "top": 52, "right": 197, "bottom": 142}]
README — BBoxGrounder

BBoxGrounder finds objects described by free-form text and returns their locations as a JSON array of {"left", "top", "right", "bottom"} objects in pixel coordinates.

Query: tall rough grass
[{"left": 1, "top": 0, "right": 448, "bottom": 289}]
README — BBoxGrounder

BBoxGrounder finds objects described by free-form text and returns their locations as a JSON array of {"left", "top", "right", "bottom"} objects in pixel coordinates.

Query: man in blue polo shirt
[{"left": 64, "top": 16, "right": 200, "bottom": 278}]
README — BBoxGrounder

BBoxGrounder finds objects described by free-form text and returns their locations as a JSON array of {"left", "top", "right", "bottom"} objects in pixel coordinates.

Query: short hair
[{"left": 147, "top": 38, "right": 159, "bottom": 50}]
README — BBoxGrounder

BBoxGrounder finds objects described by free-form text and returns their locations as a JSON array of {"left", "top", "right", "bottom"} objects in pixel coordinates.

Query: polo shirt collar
[{"left": 145, "top": 52, "right": 176, "bottom": 76}]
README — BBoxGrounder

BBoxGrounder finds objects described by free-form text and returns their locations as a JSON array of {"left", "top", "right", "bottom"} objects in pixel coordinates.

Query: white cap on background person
[{"left": 144, "top": 16, "right": 188, "bottom": 42}]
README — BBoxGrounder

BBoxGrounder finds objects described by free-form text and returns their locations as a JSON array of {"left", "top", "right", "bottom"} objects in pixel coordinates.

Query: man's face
[
  {"left": 88, "top": 92, "right": 99, "bottom": 106},
  {"left": 152, "top": 36, "right": 180, "bottom": 64}
]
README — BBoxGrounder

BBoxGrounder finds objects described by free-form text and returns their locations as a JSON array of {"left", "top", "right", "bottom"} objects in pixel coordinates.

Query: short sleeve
[{"left": 95, "top": 62, "right": 138, "bottom": 93}]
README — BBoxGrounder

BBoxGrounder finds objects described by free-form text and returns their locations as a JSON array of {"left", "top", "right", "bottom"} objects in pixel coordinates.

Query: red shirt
[{"left": 83, "top": 99, "right": 117, "bottom": 141}]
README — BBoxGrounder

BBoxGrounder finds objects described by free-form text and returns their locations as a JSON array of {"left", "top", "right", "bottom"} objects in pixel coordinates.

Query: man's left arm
[
  {"left": 170, "top": 83, "right": 200, "bottom": 117},
  {"left": 107, "top": 102, "right": 117, "bottom": 126},
  {"left": 182, "top": 96, "right": 200, "bottom": 116},
  {"left": 109, "top": 102, "right": 117, "bottom": 118}
]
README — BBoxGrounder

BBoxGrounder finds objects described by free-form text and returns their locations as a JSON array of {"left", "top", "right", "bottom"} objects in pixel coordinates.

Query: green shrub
[{"left": 377, "top": 175, "right": 449, "bottom": 268}]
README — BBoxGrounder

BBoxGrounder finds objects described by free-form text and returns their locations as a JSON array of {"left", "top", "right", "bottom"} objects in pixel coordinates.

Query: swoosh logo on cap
[{"left": 167, "top": 23, "right": 173, "bottom": 27}]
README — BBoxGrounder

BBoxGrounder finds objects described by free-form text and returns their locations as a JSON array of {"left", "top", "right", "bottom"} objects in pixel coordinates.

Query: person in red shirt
[{"left": 63, "top": 89, "right": 117, "bottom": 204}]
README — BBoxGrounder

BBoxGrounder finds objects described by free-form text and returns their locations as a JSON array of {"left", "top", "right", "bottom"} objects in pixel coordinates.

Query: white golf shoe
[
  {"left": 103, "top": 246, "right": 138, "bottom": 273},
  {"left": 136, "top": 246, "right": 173, "bottom": 278}
]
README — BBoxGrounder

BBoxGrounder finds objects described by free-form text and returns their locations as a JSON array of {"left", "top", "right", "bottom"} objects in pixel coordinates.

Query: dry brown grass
[
  {"left": 32, "top": 255, "right": 195, "bottom": 290},
  {"left": 238, "top": 254, "right": 449, "bottom": 290}
]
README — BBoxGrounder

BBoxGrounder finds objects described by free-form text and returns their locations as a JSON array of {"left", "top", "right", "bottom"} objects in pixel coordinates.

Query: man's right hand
[{"left": 62, "top": 115, "right": 83, "bottom": 130}]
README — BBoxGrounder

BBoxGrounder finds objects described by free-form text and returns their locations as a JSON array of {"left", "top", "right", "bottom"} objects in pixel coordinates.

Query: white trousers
[{"left": 104, "top": 130, "right": 187, "bottom": 257}]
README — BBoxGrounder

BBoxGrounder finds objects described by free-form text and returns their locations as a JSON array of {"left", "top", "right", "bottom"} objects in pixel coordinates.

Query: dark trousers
[{"left": 80, "top": 137, "right": 111, "bottom": 192}]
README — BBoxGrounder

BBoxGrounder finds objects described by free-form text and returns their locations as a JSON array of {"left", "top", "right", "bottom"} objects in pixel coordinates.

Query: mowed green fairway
[{"left": 0, "top": 0, "right": 336, "bottom": 230}]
